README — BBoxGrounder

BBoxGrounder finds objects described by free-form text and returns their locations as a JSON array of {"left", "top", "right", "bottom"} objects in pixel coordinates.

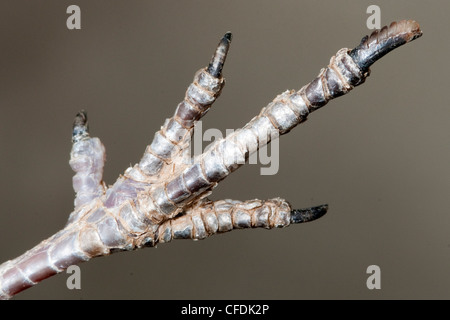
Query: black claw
[
  {"left": 207, "top": 31, "right": 232, "bottom": 78},
  {"left": 72, "top": 110, "right": 89, "bottom": 143},
  {"left": 349, "top": 20, "right": 422, "bottom": 72},
  {"left": 290, "top": 204, "right": 328, "bottom": 224},
  {"left": 223, "top": 31, "right": 232, "bottom": 42}
]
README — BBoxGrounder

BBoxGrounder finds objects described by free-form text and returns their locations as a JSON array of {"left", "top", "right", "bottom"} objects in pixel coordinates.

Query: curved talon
[
  {"left": 72, "top": 110, "right": 89, "bottom": 143},
  {"left": 349, "top": 20, "right": 422, "bottom": 72},
  {"left": 290, "top": 204, "right": 328, "bottom": 224},
  {"left": 207, "top": 31, "right": 232, "bottom": 77}
]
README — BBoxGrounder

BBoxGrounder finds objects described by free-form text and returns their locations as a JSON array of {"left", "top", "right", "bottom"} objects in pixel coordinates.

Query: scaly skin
[{"left": 0, "top": 20, "right": 422, "bottom": 299}]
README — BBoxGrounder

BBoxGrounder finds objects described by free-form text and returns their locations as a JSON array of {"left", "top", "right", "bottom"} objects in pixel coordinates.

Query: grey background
[{"left": 0, "top": 0, "right": 448, "bottom": 299}]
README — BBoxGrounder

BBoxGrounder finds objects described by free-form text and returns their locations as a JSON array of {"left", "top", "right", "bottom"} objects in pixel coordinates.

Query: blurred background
[{"left": 0, "top": 0, "right": 448, "bottom": 299}]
